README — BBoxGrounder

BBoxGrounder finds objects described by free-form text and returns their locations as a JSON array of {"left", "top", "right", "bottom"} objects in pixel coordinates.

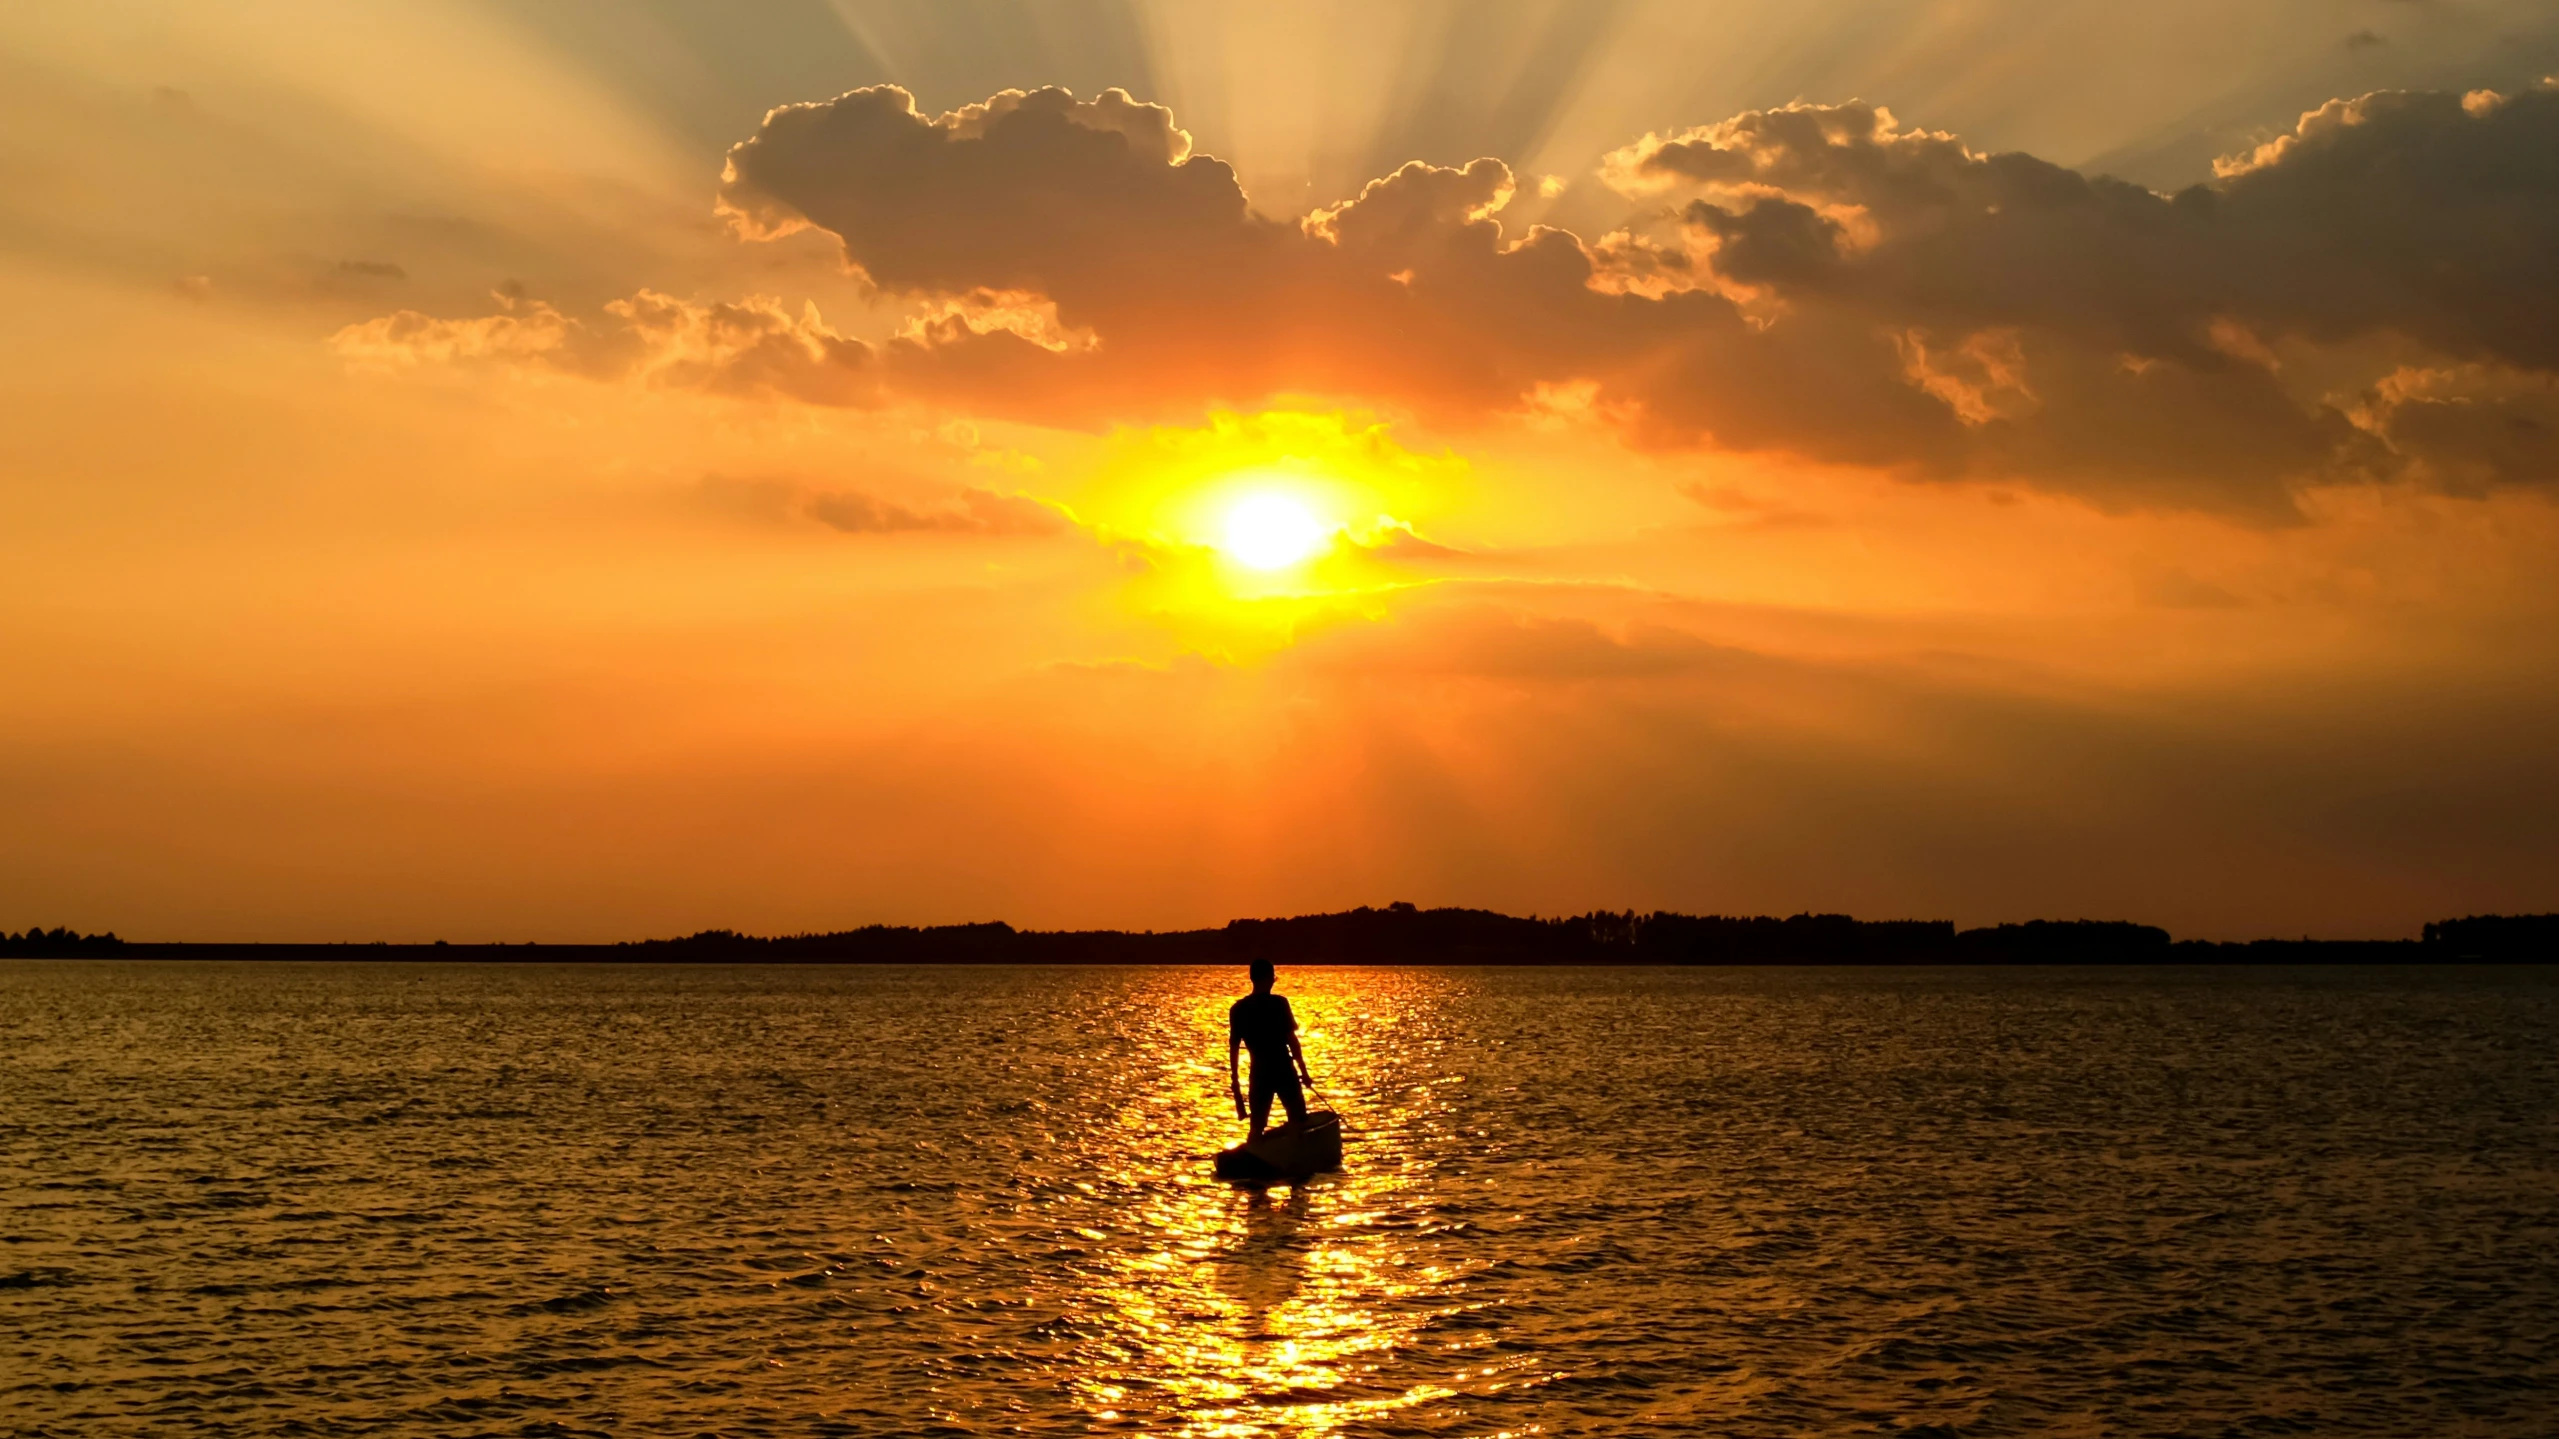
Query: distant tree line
[
  {"left": 1, "top": 928, "right": 126, "bottom": 955},
  {"left": 2420, "top": 913, "right": 2559, "bottom": 958},
  {"left": 13, "top": 908, "right": 2549, "bottom": 961},
  {"left": 624, "top": 905, "right": 2193, "bottom": 964}
]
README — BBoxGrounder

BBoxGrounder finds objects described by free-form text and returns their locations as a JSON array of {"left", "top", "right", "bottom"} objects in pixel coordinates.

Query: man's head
[{"left": 1249, "top": 959, "right": 1275, "bottom": 993}]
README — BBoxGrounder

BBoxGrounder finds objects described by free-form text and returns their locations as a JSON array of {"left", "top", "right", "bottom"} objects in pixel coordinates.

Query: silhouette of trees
[
  {"left": 2422, "top": 914, "right": 2559, "bottom": 958},
  {"left": 1631, "top": 912, "right": 1955, "bottom": 961},
  {"left": 23, "top": 908, "right": 2550, "bottom": 962},
  {"left": 618, "top": 906, "right": 2541, "bottom": 963},
  {"left": 0, "top": 927, "right": 125, "bottom": 955},
  {"left": 623, "top": 906, "right": 1976, "bottom": 963},
  {"left": 1952, "top": 919, "right": 2170, "bottom": 958}
]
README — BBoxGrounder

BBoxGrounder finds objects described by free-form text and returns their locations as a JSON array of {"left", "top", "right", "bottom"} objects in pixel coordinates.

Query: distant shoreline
[
  {"left": 0, "top": 942, "right": 2455, "bottom": 964},
  {"left": 9, "top": 904, "right": 2552, "bottom": 962}
]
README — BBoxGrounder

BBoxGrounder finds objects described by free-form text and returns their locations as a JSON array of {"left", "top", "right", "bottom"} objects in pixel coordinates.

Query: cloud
[
  {"left": 331, "top": 288, "right": 883, "bottom": 406},
  {"left": 330, "top": 292, "right": 580, "bottom": 368},
  {"left": 699, "top": 474, "right": 1069, "bottom": 537},
  {"left": 1301, "top": 604, "right": 1735, "bottom": 681},
  {"left": 804, "top": 485, "right": 1068, "bottom": 536},
  {"left": 1603, "top": 87, "right": 2559, "bottom": 500},
  {"left": 2354, "top": 364, "right": 2559, "bottom": 493},
  {"left": 1611, "top": 88, "right": 2559, "bottom": 379},
  {"left": 360, "top": 81, "right": 2559, "bottom": 511},
  {"left": 717, "top": 85, "right": 1230, "bottom": 299},
  {"left": 604, "top": 290, "right": 882, "bottom": 406},
  {"left": 1360, "top": 523, "right": 1486, "bottom": 564}
]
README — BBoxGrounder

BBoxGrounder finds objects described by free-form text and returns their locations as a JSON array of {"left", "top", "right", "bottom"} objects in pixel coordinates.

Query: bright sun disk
[{"left": 1220, "top": 492, "right": 1332, "bottom": 570}]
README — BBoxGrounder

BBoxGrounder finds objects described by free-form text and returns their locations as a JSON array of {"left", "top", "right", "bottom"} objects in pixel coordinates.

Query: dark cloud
[
  {"left": 2354, "top": 364, "right": 2559, "bottom": 492},
  {"left": 2202, "top": 89, "right": 2559, "bottom": 368},
  {"left": 719, "top": 86, "right": 1231, "bottom": 295},
  {"left": 1611, "top": 88, "right": 2559, "bottom": 499},
  {"left": 364, "top": 82, "right": 2559, "bottom": 511}
]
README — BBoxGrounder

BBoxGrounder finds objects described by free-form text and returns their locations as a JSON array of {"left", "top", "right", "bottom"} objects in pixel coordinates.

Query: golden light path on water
[{"left": 1040, "top": 967, "right": 1519, "bottom": 1437}]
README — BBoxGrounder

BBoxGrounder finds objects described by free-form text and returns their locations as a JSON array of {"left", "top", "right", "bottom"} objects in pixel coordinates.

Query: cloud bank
[{"left": 348, "top": 81, "right": 2559, "bottom": 512}]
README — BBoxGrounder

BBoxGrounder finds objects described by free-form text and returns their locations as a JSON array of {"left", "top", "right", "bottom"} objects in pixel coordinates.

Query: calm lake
[{"left": 5, "top": 962, "right": 2556, "bottom": 1436}]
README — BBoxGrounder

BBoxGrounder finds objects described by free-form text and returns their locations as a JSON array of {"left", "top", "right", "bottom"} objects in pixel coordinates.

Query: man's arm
[
  {"left": 1228, "top": 1031, "right": 1245, "bottom": 1117},
  {"left": 1281, "top": 998, "right": 1312, "bottom": 1082}
]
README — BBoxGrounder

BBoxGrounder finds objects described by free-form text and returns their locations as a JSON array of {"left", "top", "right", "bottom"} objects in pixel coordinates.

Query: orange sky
[{"left": 5, "top": 3, "right": 2558, "bottom": 940}]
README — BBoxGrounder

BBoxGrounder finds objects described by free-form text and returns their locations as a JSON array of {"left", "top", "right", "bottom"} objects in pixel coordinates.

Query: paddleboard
[{"left": 1213, "top": 1110, "right": 1344, "bottom": 1183}]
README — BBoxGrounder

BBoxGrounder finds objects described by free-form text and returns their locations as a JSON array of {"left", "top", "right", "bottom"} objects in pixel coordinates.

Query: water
[{"left": 4, "top": 962, "right": 2556, "bottom": 1437}]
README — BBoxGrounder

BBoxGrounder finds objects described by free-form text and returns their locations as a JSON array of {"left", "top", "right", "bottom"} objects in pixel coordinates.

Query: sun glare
[
  {"left": 1220, "top": 492, "right": 1333, "bottom": 570},
  {"left": 1071, "top": 415, "right": 1469, "bottom": 647}
]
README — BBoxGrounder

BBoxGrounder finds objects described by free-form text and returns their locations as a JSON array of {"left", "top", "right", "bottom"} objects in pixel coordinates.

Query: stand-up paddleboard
[{"left": 1213, "top": 1111, "right": 1344, "bottom": 1183}]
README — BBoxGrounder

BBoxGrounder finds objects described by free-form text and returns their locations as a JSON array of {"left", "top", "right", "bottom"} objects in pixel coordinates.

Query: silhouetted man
[{"left": 1229, "top": 960, "right": 1311, "bottom": 1139}]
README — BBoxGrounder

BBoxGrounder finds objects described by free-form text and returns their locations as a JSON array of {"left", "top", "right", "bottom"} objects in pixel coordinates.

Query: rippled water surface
[{"left": 6, "top": 962, "right": 2558, "bottom": 1436}]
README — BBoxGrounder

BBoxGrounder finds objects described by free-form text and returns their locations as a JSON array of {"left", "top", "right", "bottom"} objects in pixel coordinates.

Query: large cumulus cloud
[
  {"left": 359, "top": 81, "right": 2559, "bottom": 511},
  {"left": 1609, "top": 88, "right": 2559, "bottom": 372}
]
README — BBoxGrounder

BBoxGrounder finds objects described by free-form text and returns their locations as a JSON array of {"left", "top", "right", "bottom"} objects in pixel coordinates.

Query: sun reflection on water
[{"left": 1060, "top": 968, "right": 1477, "bottom": 1437}]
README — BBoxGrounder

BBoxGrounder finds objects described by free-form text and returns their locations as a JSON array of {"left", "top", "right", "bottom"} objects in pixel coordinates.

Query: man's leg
[
  {"left": 1274, "top": 1070, "right": 1307, "bottom": 1127},
  {"left": 1248, "top": 1066, "right": 1275, "bottom": 1139}
]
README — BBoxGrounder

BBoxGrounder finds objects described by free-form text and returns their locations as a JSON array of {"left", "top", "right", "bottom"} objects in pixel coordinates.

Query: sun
[{"left": 1219, "top": 491, "right": 1334, "bottom": 571}]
